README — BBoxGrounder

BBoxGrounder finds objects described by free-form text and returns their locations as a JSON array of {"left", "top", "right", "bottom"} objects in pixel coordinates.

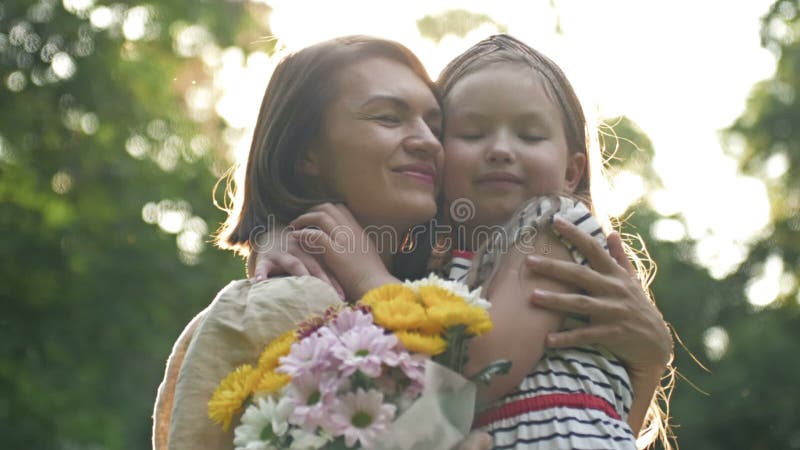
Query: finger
[
  {"left": 290, "top": 211, "right": 338, "bottom": 234},
  {"left": 295, "top": 252, "right": 335, "bottom": 289},
  {"left": 525, "top": 255, "right": 610, "bottom": 293},
  {"left": 545, "top": 324, "right": 624, "bottom": 349},
  {"left": 254, "top": 258, "right": 273, "bottom": 281},
  {"left": 291, "top": 212, "right": 356, "bottom": 249},
  {"left": 311, "top": 202, "right": 351, "bottom": 222},
  {"left": 280, "top": 255, "right": 311, "bottom": 277},
  {"left": 607, "top": 231, "right": 636, "bottom": 276},
  {"left": 530, "top": 289, "right": 623, "bottom": 317},
  {"left": 552, "top": 216, "right": 619, "bottom": 274},
  {"left": 328, "top": 273, "right": 346, "bottom": 300},
  {"left": 290, "top": 229, "right": 337, "bottom": 258}
]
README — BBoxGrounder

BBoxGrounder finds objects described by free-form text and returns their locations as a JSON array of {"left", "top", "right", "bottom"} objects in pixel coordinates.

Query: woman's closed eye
[{"left": 372, "top": 114, "right": 402, "bottom": 124}]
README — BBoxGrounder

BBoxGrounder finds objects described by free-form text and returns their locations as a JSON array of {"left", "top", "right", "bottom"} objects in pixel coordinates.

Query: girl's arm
[
  {"left": 465, "top": 228, "right": 575, "bottom": 405},
  {"left": 246, "top": 203, "right": 398, "bottom": 300}
]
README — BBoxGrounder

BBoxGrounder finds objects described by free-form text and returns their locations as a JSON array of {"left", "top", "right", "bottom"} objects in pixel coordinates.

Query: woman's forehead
[{"left": 335, "top": 57, "right": 437, "bottom": 107}]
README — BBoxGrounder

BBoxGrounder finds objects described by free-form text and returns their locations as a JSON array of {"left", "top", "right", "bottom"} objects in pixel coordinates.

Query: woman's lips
[{"left": 394, "top": 163, "right": 436, "bottom": 184}]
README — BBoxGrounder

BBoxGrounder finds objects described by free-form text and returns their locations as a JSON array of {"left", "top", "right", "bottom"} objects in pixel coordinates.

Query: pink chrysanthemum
[
  {"left": 278, "top": 327, "right": 338, "bottom": 378},
  {"left": 330, "top": 389, "right": 396, "bottom": 449},
  {"left": 284, "top": 371, "right": 340, "bottom": 432},
  {"left": 391, "top": 352, "right": 426, "bottom": 398},
  {"left": 329, "top": 308, "right": 374, "bottom": 336},
  {"left": 332, "top": 323, "right": 398, "bottom": 378}
]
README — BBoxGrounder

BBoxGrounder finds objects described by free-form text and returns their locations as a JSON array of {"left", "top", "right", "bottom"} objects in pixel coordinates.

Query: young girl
[
  {"left": 433, "top": 34, "right": 670, "bottom": 449},
  {"left": 252, "top": 34, "right": 672, "bottom": 449}
]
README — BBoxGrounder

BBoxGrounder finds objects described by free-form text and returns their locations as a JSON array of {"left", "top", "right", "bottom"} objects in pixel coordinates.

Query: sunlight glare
[{"left": 746, "top": 254, "right": 785, "bottom": 308}]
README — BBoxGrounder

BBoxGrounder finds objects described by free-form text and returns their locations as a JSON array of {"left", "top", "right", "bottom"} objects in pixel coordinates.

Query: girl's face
[
  {"left": 442, "top": 62, "right": 585, "bottom": 227},
  {"left": 302, "top": 57, "right": 443, "bottom": 231}
]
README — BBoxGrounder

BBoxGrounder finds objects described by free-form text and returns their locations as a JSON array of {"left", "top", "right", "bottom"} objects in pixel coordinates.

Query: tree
[{"left": 0, "top": 1, "right": 271, "bottom": 448}]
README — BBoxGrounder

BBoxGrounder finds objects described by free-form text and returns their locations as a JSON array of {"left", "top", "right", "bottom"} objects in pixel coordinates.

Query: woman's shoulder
[
  {"left": 153, "top": 275, "right": 344, "bottom": 450},
  {"left": 204, "top": 276, "right": 342, "bottom": 329}
]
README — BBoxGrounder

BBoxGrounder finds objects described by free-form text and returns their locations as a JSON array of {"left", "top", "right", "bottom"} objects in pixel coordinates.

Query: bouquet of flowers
[{"left": 207, "top": 274, "right": 508, "bottom": 450}]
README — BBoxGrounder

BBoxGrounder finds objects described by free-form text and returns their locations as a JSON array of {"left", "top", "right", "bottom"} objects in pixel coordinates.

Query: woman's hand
[
  {"left": 288, "top": 203, "right": 399, "bottom": 300},
  {"left": 247, "top": 226, "right": 345, "bottom": 299},
  {"left": 525, "top": 216, "right": 673, "bottom": 379},
  {"left": 525, "top": 217, "right": 673, "bottom": 435}
]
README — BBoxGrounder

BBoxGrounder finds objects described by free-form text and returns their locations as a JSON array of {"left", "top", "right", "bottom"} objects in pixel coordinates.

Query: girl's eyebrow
[
  {"left": 450, "top": 110, "right": 553, "bottom": 126},
  {"left": 517, "top": 111, "right": 554, "bottom": 127}
]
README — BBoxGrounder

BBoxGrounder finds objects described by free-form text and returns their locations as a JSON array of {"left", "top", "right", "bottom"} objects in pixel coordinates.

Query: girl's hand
[
  {"left": 247, "top": 227, "right": 345, "bottom": 299},
  {"left": 288, "top": 202, "right": 398, "bottom": 300},
  {"left": 525, "top": 216, "right": 673, "bottom": 378}
]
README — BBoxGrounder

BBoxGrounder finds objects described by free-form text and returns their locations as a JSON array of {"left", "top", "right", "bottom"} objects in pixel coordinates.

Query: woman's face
[
  {"left": 304, "top": 57, "right": 443, "bottom": 231},
  {"left": 442, "top": 62, "right": 585, "bottom": 228}
]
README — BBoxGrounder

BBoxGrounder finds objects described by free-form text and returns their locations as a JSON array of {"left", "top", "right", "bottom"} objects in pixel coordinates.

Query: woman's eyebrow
[
  {"left": 359, "top": 95, "right": 442, "bottom": 119},
  {"left": 358, "top": 95, "right": 410, "bottom": 110}
]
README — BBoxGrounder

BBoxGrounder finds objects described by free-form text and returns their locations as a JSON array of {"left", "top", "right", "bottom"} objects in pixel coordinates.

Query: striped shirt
[{"left": 446, "top": 196, "right": 636, "bottom": 449}]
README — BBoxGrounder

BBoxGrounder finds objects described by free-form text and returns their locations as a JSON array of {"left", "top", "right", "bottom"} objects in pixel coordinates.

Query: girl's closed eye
[
  {"left": 460, "top": 132, "right": 485, "bottom": 140},
  {"left": 519, "top": 134, "right": 545, "bottom": 142}
]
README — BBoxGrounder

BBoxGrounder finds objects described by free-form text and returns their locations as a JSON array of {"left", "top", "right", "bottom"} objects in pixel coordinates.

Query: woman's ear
[{"left": 564, "top": 152, "right": 587, "bottom": 192}]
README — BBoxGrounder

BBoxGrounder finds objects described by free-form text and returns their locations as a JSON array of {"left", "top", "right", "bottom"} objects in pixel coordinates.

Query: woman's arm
[
  {"left": 466, "top": 228, "right": 575, "bottom": 405},
  {"left": 525, "top": 217, "right": 673, "bottom": 435}
]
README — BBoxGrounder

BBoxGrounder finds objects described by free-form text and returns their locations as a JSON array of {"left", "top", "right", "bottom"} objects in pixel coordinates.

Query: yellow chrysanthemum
[
  {"left": 427, "top": 303, "right": 492, "bottom": 334},
  {"left": 466, "top": 312, "right": 493, "bottom": 336},
  {"left": 359, "top": 284, "right": 418, "bottom": 308},
  {"left": 253, "top": 370, "right": 291, "bottom": 395},
  {"left": 394, "top": 331, "right": 447, "bottom": 355},
  {"left": 208, "top": 364, "right": 259, "bottom": 431},
  {"left": 371, "top": 298, "right": 428, "bottom": 331},
  {"left": 257, "top": 330, "right": 296, "bottom": 371},
  {"left": 418, "top": 285, "right": 465, "bottom": 308}
]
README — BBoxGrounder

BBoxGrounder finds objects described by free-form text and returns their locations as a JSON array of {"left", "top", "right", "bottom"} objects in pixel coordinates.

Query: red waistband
[
  {"left": 452, "top": 249, "right": 474, "bottom": 259},
  {"left": 473, "top": 393, "right": 622, "bottom": 429}
]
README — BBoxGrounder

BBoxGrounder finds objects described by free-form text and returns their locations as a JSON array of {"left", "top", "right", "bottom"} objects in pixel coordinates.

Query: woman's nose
[{"left": 404, "top": 120, "right": 443, "bottom": 158}]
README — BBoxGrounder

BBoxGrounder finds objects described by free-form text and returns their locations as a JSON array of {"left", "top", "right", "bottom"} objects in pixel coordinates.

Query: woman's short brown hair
[{"left": 215, "top": 36, "right": 437, "bottom": 255}]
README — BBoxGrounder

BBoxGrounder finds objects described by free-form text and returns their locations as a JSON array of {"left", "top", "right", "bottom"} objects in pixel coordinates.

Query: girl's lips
[
  {"left": 475, "top": 171, "right": 524, "bottom": 184},
  {"left": 475, "top": 171, "right": 524, "bottom": 190}
]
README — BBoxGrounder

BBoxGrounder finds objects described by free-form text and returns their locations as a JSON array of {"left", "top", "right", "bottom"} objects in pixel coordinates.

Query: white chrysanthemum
[
  {"left": 233, "top": 396, "right": 292, "bottom": 450},
  {"left": 403, "top": 273, "right": 490, "bottom": 309},
  {"left": 289, "top": 428, "right": 332, "bottom": 450}
]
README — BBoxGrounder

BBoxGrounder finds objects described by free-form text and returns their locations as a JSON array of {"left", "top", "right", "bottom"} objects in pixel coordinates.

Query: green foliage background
[{"left": 1, "top": 1, "right": 798, "bottom": 449}]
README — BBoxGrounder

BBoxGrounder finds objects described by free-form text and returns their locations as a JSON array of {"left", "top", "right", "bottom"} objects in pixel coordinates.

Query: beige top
[{"left": 151, "top": 276, "right": 343, "bottom": 450}]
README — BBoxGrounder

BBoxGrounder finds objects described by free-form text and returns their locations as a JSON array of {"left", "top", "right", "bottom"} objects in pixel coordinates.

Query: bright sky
[{"left": 208, "top": 0, "right": 780, "bottom": 300}]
